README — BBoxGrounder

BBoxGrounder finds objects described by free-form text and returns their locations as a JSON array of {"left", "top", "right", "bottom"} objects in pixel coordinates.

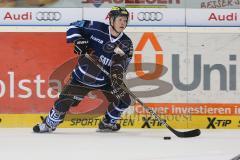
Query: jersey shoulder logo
[{"left": 90, "top": 35, "right": 103, "bottom": 44}]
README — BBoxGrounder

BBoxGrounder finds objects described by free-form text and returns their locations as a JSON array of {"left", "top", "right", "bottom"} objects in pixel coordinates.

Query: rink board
[
  {"left": 0, "top": 114, "right": 239, "bottom": 129},
  {"left": 0, "top": 27, "right": 240, "bottom": 128}
]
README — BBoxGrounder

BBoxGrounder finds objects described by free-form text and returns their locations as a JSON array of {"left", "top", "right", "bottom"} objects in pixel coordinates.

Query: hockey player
[{"left": 33, "top": 6, "right": 133, "bottom": 133}]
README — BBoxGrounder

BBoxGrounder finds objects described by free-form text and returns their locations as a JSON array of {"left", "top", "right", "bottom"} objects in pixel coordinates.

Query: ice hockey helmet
[{"left": 108, "top": 6, "right": 129, "bottom": 24}]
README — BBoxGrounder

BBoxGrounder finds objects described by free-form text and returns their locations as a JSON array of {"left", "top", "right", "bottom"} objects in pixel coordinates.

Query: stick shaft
[{"left": 85, "top": 54, "right": 200, "bottom": 138}]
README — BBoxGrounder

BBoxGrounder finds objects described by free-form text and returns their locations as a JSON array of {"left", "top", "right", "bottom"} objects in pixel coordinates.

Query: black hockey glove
[
  {"left": 110, "top": 65, "right": 127, "bottom": 99},
  {"left": 111, "top": 86, "right": 127, "bottom": 99},
  {"left": 111, "top": 66, "right": 123, "bottom": 85},
  {"left": 74, "top": 37, "right": 89, "bottom": 55}
]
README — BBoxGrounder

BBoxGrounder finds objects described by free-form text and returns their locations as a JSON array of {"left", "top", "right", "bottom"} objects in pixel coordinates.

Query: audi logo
[
  {"left": 137, "top": 12, "right": 163, "bottom": 21},
  {"left": 36, "top": 12, "right": 62, "bottom": 21}
]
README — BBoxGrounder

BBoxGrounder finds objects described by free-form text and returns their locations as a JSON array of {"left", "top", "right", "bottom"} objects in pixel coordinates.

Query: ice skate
[
  {"left": 97, "top": 117, "right": 121, "bottom": 132},
  {"left": 33, "top": 123, "right": 55, "bottom": 133}
]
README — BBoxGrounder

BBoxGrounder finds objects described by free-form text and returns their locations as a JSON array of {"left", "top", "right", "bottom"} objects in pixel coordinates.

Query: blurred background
[{"left": 1, "top": 0, "right": 240, "bottom": 8}]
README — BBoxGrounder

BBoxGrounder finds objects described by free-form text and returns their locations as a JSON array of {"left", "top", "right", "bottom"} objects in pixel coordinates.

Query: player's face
[{"left": 113, "top": 16, "right": 128, "bottom": 33}]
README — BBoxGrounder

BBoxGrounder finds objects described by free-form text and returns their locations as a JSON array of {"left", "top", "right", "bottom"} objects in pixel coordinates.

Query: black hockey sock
[{"left": 45, "top": 108, "right": 66, "bottom": 129}]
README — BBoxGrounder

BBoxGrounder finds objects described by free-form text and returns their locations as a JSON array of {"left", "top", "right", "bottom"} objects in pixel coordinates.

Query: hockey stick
[{"left": 85, "top": 54, "right": 201, "bottom": 138}]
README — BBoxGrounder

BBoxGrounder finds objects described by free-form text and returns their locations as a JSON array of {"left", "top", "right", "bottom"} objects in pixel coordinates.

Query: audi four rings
[
  {"left": 36, "top": 12, "right": 62, "bottom": 21},
  {"left": 137, "top": 12, "right": 163, "bottom": 21}
]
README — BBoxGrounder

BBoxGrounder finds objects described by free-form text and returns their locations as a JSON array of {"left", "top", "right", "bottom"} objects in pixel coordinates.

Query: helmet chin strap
[{"left": 111, "top": 25, "right": 121, "bottom": 35}]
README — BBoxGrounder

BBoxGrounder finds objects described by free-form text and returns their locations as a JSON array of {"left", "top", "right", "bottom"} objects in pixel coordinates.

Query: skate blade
[{"left": 96, "top": 128, "right": 117, "bottom": 133}]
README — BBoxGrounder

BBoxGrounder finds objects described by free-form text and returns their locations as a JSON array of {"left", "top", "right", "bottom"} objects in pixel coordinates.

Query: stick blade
[
  {"left": 166, "top": 125, "right": 201, "bottom": 138},
  {"left": 174, "top": 129, "right": 201, "bottom": 138}
]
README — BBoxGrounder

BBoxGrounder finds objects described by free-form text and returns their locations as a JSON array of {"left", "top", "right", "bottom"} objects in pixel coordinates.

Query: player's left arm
[{"left": 110, "top": 42, "right": 133, "bottom": 99}]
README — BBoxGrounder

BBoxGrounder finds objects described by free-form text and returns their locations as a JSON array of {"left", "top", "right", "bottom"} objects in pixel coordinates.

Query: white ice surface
[{"left": 0, "top": 128, "right": 239, "bottom": 160}]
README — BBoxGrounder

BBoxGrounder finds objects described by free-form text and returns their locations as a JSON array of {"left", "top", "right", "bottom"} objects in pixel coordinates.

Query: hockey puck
[{"left": 163, "top": 136, "right": 171, "bottom": 140}]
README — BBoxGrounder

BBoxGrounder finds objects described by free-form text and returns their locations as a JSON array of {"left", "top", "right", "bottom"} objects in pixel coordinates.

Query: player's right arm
[{"left": 66, "top": 20, "right": 91, "bottom": 55}]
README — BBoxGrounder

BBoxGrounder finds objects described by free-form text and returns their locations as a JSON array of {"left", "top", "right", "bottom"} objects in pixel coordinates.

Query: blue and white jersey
[{"left": 66, "top": 20, "right": 133, "bottom": 88}]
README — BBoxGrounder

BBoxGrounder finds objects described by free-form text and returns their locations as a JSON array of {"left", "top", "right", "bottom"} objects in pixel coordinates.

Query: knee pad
[
  {"left": 106, "top": 96, "right": 131, "bottom": 123},
  {"left": 54, "top": 95, "right": 83, "bottom": 112},
  {"left": 120, "top": 95, "right": 131, "bottom": 108},
  {"left": 108, "top": 94, "right": 131, "bottom": 113}
]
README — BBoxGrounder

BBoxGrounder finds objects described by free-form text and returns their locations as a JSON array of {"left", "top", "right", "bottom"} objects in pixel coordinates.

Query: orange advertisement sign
[
  {"left": 0, "top": 32, "right": 106, "bottom": 113},
  {"left": 134, "top": 103, "right": 240, "bottom": 116},
  {"left": 135, "top": 32, "right": 163, "bottom": 80}
]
